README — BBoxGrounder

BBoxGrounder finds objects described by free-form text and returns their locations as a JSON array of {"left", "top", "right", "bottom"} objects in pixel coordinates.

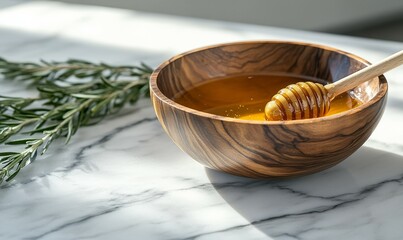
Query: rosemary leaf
[{"left": 0, "top": 58, "right": 153, "bottom": 184}]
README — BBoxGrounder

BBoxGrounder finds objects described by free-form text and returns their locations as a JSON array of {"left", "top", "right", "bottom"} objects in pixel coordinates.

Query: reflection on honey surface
[{"left": 173, "top": 74, "right": 361, "bottom": 121}]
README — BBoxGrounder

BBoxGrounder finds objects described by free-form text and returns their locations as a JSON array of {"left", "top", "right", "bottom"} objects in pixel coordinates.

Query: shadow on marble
[
  {"left": 0, "top": 0, "right": 27, "bottom": 10},
  {"left": 206, "top": 146, "right": 403, "bottom": 239},
  {"left": 387, "top": 96, "right": 403, "bottom": 111}
]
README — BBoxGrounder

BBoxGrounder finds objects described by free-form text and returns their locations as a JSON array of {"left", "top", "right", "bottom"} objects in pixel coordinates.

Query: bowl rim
[{"left": 150, "top": 40, "right": 388, "bottom": 125}]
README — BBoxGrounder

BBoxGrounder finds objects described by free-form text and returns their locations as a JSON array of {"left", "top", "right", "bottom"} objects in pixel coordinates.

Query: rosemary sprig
[
  {"left": 0, "top": 58, "right": 153, "bottom": 184},
  {"left": 0, "top": 57, "right": 153, "bottom": 85}
]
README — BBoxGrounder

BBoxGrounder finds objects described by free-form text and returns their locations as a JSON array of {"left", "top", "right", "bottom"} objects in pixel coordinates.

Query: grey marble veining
[{"left": 0, "top": 1, "right": 403, "bottom": 240}]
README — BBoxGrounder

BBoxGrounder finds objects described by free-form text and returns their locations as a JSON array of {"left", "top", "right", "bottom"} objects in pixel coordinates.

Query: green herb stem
[{"left": 0, "top": 58, "right": 153, "bottom": 184}]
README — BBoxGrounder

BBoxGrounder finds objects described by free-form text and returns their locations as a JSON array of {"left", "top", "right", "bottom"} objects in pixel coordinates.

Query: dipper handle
[{"left": 326, "top": 50, "right": 403, "bottom": 97}]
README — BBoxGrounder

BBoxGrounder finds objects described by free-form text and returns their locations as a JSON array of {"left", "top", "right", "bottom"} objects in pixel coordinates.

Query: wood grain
[{"left": 150, "top": 41, "right": 388, "bottom": 178}]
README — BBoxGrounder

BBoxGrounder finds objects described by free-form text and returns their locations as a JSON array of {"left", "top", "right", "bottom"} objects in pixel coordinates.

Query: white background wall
[{"left": 45, "top": 0, "right": 403, "bottom": 31}]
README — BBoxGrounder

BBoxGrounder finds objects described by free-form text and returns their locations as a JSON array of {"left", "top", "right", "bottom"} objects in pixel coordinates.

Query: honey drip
[{"left": 173, "top": 74, "right": 362, "bottom": 121}]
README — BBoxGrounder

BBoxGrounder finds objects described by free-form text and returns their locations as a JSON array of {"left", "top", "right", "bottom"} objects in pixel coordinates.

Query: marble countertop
[{"left": 1, "top": 1, "right": 403, "bottom": 240}]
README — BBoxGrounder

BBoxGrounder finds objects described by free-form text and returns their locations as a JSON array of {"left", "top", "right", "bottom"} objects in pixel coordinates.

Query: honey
[{"left": 173, "top": 74, "right": 362, "bottom": 121}]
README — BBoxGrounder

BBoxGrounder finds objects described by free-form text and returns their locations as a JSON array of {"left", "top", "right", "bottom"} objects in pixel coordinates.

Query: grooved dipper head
[{"left": 265, "top": 82, "right": 331, "bottom": 121}]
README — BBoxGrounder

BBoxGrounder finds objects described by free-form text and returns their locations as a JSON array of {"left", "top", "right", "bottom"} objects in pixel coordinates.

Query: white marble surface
[{"left": 0, "top": 1, "right": 403, "bottom": 240}]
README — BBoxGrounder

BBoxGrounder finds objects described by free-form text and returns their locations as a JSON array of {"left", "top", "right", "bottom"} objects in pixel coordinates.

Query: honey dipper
[{"left": 265, "top": 50, "right": 403, "bottom": 121}]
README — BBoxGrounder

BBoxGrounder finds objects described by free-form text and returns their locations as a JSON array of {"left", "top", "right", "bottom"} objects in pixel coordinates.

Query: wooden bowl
[{"left": 150, "top": 41, "right": 388, "bottom": 178}]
